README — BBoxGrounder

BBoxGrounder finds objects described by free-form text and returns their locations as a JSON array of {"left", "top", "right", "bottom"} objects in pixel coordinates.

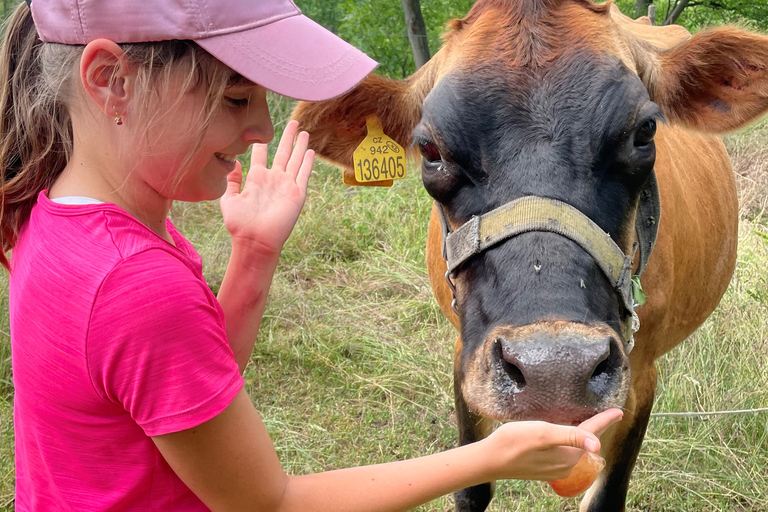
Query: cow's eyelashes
[
  {"left": 634, "top": 119, "right": 657, "bottom": 147},
  {"left": 419, "top": 141, "right": 443, "bottom": 164}
]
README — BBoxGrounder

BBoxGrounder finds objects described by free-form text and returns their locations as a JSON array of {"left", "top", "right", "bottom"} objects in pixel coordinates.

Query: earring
[{"left": 113, "top": 106, "right": 123, "bottom": 126}]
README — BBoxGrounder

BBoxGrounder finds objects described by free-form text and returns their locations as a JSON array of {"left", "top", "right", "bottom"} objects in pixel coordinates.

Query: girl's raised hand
[{"left": 220, "top": 120, "right": 314, "bottom": 254}]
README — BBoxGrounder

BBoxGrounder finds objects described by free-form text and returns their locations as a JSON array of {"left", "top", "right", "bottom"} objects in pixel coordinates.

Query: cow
[{"left": 292, "top": 1, "right": 768, "bottom": 510}]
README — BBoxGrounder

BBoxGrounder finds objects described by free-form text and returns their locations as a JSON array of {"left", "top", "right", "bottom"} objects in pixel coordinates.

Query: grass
[{"left": 0, "top": 106, "right": 766, "bottom": 511}]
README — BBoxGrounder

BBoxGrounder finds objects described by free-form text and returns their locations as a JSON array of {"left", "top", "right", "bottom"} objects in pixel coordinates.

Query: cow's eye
[
  {"left": 634, "top": 119, "right": 656, "bottom": 147},
  {"left": 419, "top": 141, "right": 442, "bottom": 163}
]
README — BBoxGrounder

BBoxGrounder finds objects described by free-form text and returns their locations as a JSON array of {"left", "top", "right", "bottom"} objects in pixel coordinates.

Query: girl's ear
[{"left": 79, "top": 39, "right": 134, "bottom": 121}]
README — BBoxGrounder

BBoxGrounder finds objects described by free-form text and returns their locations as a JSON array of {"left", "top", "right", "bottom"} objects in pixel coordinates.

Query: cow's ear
[
  {"left": 292, "top": 73, "right": 420, "bottom": 186},
  {"left": 652, "top": 27, "right": 768, "bottom": 133}
]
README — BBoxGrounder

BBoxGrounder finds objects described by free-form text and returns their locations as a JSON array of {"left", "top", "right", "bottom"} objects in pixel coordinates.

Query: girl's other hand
[
  {"left": 484, "top": 408, "right": 623, "bottom": 482},
  {"left": 220, "top": 120, "right": 314, "bottom": 254}
]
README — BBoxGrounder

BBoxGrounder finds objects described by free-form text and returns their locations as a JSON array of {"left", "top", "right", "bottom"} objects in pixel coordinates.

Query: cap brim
[{"left": 196, "top": 14, "right": 378, "bottom": 102}]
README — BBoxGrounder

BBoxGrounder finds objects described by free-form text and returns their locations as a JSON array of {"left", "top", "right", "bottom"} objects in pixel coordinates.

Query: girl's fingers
[
  {"left": 554, "top": 446, "right": 588, "bottom": 466},
  {"left": 553, "top": 408, "right": 623, "bottom": 453},
  {"left": 271, "top": 120, "right": 299, "bottom": 172},
  {"left": 578, "top": 408, "right": 624, "bottom": 438},
  {"left": 222, "top": 161, "right": 243, "bottom": 198},
  {"left": 249, "top": 143, "right": 269, "bottom": 173},
  {"left": 531, "top": 423, "right": 600, "bottom": 453},
  {"left": 566, "top": 428, "right": 601, "bottom": 453},
  {"left": 286, "top": 131, "right": 310, "bottom": 180},
  {"left": 297, "top": 149, "right": 315, "bottom": 195}
]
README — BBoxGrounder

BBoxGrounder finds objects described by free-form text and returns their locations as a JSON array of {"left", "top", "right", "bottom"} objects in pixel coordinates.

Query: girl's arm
[
  {"left": 153, "top": 388, "right": 623, "bottom": 512},
  {"left": 216, "top": 238, "right": 281, "bottom": 372},
  {"left": 216, "top": 121, "right": 313, "bottom": 372}
]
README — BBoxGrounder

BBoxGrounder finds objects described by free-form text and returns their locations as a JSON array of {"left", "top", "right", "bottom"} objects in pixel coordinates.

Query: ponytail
[{"left": 0, "top": 2, "right": 76, "bottom": 270}]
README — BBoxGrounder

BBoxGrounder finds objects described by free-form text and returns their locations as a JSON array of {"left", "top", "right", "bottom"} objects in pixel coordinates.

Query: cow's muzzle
[{"left": 464, "top": 322, "right": 630, "bottom": 424}]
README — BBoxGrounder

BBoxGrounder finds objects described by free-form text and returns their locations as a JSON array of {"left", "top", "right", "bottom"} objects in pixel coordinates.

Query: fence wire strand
[{"left": 651, "top": 406, "right": 768, "bottom": 418}]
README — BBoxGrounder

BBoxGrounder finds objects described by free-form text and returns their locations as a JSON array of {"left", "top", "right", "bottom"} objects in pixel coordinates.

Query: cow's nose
[{"left": 491, "top": 325, "right": 625, "bottom": 408}]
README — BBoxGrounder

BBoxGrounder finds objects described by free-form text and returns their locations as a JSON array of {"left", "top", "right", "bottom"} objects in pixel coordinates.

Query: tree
[
  {"left": 402, "top": 0, "right": 431, "bottom": 69},
  {"left": 298, "top": 0, "right": 473, "bottom": 79},
  {"left": 663, "top": 0, "right": 690, "bottom": 25},
  {"left": 616, "top": 0, "right": 768, "bottom": 31},
  {"left": 661, "top": 0, "right": 768, "bottom": 28},
  {"left": 634, "top": 0, "right": 653, "bottom": 18}
]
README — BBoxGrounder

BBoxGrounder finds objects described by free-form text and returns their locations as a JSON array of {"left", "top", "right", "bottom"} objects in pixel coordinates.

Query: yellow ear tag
[{"left": 352, "top": 116, "right": 407, "bottom": 184}]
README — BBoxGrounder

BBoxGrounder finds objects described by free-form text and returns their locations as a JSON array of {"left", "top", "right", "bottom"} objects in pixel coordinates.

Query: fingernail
[{"left": 585, "top": 438, "right": 599, "bottom": 452}]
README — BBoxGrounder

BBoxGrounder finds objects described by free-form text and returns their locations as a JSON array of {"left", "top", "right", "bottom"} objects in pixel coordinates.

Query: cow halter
[{"left": 437, "top": 172, "right": 661, "bottom": 353}]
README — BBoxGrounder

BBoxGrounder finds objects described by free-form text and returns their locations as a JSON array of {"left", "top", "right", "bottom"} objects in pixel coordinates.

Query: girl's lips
[
  {"left": 215, "top": 153, "right": 237, "bottom": 163},
  {"left": 215, "top": 153, "right": 238, "bottom": 172}
]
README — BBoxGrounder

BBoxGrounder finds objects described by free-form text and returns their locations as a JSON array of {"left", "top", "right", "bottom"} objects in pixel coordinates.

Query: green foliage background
[
  {"left": 297, "top": 0, "right": 474, "bottom": 79},
  {"left": 615, "top": 0, "right": 768, "bottom": 31}
]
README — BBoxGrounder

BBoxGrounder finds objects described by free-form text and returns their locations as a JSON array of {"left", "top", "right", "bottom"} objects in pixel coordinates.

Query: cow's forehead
[
  {"left": 441, "top": 0, "right": 618, "bottom": 71},
  {"left": 421, "top": 53, "right": 653, "bottom": 165}
]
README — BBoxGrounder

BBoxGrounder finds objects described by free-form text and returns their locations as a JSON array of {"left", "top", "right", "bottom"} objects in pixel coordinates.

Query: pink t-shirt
[{"left": 10, "top": 192, "right": 244, "bottom": 511}]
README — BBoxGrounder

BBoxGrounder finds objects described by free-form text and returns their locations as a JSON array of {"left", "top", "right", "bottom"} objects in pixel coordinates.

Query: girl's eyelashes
[{"left": 224, "top": 96, "right": 250, "bottom": 108}]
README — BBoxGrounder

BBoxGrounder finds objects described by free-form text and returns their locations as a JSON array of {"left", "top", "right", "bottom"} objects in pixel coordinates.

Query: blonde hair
[{"left": 0, "top": 2, "right": 245, "bottom": 270}]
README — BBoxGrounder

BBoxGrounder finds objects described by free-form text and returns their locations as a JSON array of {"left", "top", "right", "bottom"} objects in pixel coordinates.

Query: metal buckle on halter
[{"left": 445, "top": 267, "right": 459, "bottom": 315}]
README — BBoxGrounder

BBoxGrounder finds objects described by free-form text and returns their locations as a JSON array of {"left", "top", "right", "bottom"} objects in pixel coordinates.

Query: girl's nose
[
  {"left": 243, "top": 119, "right": 274, "bottom": 145},
  {"left": 243, "top": 114, "right": 275, "bottom": 144},
  {"left": 242, "top": 94, "right": 275, "bottom": 144}
]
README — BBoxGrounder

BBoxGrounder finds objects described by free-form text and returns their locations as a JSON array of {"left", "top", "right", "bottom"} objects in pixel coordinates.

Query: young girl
[{"left": 3, "top": 0, "right": 622, "bottom": 510}]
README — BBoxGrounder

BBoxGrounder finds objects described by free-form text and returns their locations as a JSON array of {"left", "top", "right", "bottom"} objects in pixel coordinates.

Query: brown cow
[{"left": 293, "top": 1, "right": 768, "bottom": 510}]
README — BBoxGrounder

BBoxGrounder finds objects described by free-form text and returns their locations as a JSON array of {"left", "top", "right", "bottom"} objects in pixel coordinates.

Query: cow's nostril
[
  {"left": 502, "top": 358, "right": 526, "bottom": 389},
  {"left": 589, "top": 357, "right": 611, "bottom": 395},
  {"left": 588, "top": 337, "right": 620, "bottom": 397},
  {"left": 496, "top": 337, "right": 527, "bottom": 390},
  {"left": 591, "top": 357, "right": 609, "bottom": 378}
]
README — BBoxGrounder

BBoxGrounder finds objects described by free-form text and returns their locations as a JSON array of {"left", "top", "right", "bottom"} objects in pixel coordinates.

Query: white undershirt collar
[{"left": 50, "top": 196, "right": 104, "bottom": 205}]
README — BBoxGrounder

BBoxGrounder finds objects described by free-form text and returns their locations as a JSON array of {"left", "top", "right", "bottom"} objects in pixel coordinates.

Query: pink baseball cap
[{"left": 28, "top": 0, "right": 377, "bottom": 101}]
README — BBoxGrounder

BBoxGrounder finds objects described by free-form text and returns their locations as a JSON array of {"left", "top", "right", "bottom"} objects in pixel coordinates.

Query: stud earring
[{"left": 113, "top": 106, "right": 123, "bottom": 126}]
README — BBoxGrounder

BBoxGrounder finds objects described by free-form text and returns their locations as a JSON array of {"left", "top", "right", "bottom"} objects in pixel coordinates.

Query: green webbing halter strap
[{"left": 437, "top": 172, "right": 661, "bottom": 350}]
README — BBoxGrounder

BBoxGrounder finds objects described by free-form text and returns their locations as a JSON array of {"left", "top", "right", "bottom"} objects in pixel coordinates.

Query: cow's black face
[{"left": 415, "top": 52, "right": 661, "bottom": 423}]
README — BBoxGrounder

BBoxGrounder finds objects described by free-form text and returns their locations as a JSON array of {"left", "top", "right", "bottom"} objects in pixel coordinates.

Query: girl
[{"left": 2, "top": 0, "right": 623, "bottom": 510}]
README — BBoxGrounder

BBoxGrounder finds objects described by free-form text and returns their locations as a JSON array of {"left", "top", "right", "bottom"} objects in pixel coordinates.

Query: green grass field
[{"left": 0, "top": 106, "right": 765, "bottom": 511}]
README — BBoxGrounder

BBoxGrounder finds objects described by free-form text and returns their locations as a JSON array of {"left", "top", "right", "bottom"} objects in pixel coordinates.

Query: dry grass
[{"left": 725, "top": 118, "right": 768, "bottom": 223}]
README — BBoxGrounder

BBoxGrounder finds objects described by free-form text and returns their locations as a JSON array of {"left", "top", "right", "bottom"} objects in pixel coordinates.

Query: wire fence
[{"left": 650, "top": 406, "right": 768, "bottom": 419}]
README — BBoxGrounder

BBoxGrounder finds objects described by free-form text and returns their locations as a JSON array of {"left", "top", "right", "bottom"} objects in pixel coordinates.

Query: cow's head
[{"left": 294, "top": 0, "right": 768, "bottom": 424}]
